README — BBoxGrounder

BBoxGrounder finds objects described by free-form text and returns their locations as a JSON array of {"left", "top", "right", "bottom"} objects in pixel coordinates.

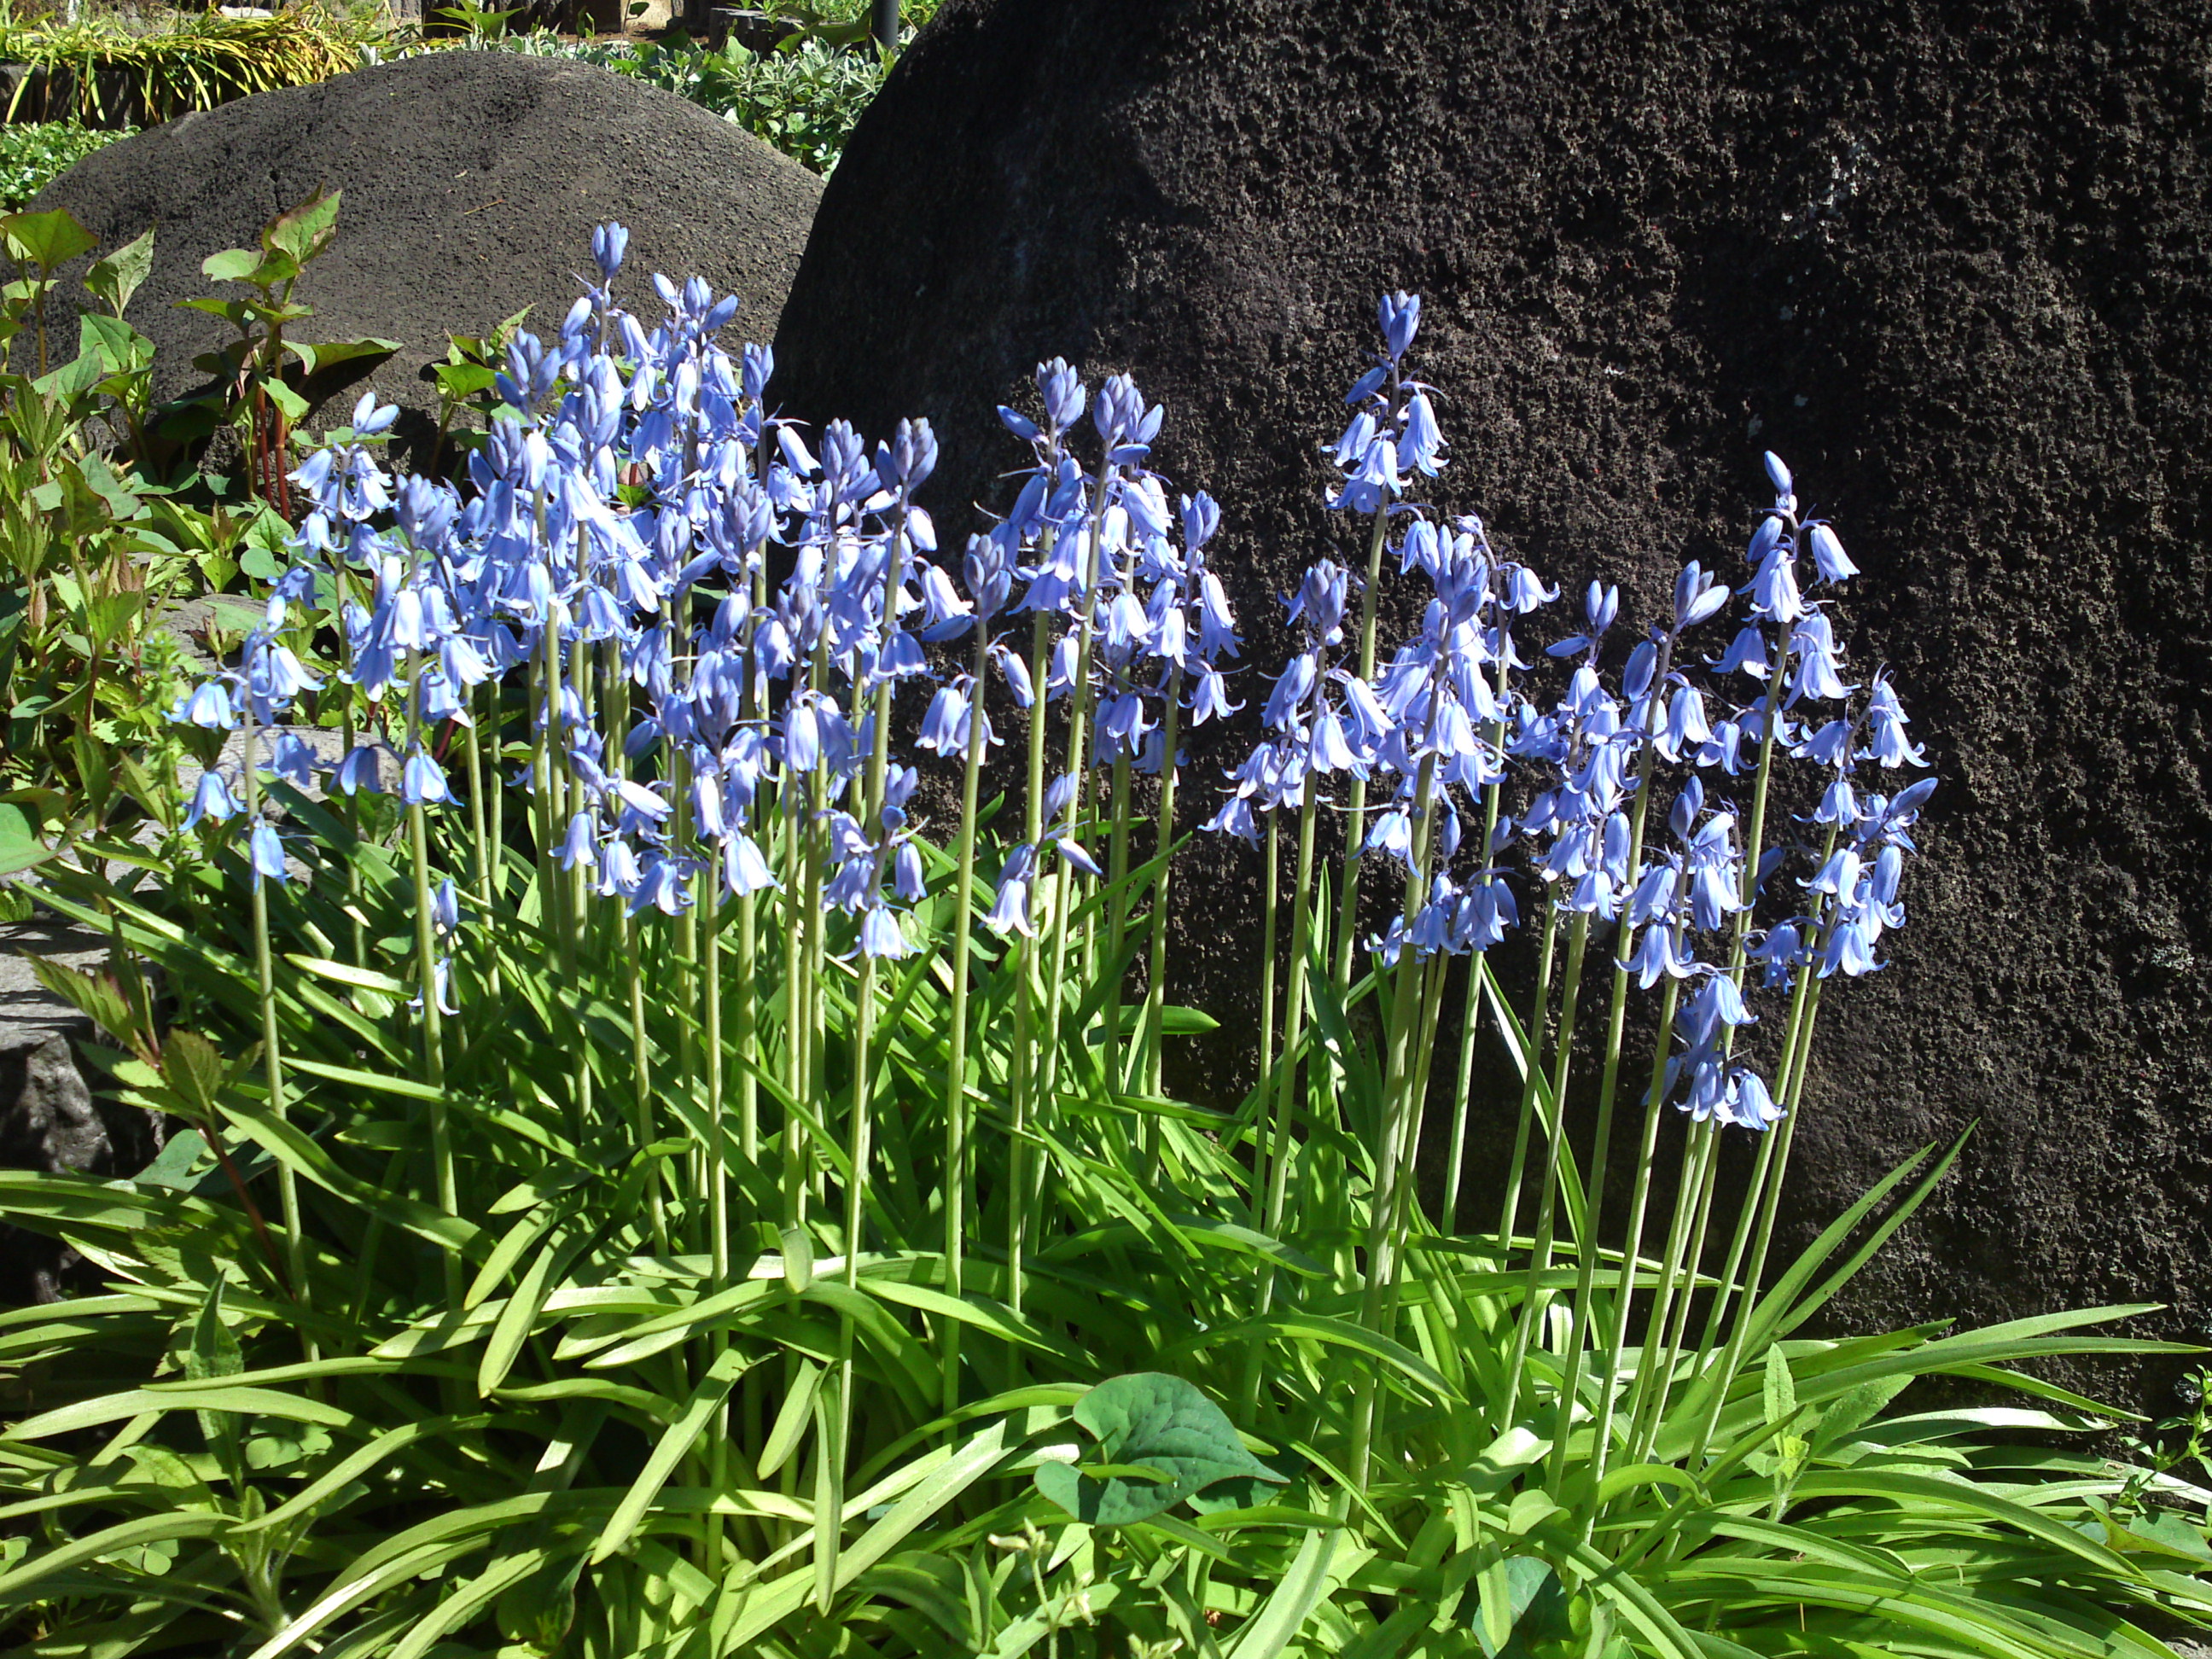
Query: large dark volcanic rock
[
  {"left": 35, "top": 50, "right": 820, "bottom": 463},
  {"left": 771, "top": 0, "right": 2212, "bottom": 1400}
]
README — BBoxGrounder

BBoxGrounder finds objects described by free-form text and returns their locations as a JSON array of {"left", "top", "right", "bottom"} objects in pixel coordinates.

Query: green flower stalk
[
  {"left": 234, "top": 690, "right": 307, "bottom": 1319},
  {"left": 1328, "top": 498, "right": 1393, "bottom": 992},
  {"left": 938, "top": 643, "right": 992, "bottom": 1408}
]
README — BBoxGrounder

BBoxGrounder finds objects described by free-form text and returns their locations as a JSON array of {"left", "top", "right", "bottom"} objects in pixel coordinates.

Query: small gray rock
[{"left": 0, "top": 917, "right": 161, "bottom": 1303}]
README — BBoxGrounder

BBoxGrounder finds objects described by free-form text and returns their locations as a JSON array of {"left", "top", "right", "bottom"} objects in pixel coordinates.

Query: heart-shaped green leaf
[
  {"left": 200, "top": 247, "right": 263, "bottom": 285},
  {"left": 1470, "top": 1555, "right": 1572, "bottom": 1658},
  {"left": 1033, "top": 1371, "right": 1284, "bottom": 1526},
  {"left": 3, "top": 208, "right": 97, "bottom": 271},
  {"left": 84, "top": 226, "right": 152, "bottom": 317}
]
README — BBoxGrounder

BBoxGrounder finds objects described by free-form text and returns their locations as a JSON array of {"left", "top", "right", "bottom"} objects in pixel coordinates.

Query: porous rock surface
[
  {"left": 33, "top": 49, "right": 821, "bottom": 465},
  {"left": 771, "top": 0, "right": 2212, "bottom": 1404},
  {"left": 0, "top": 918, "right": 160, "bottom": 1304}
]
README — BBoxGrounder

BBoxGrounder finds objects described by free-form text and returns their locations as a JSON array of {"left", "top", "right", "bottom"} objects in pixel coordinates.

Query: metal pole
[{"left": 870, "top": 0, "right": 898, "bottom": 52}]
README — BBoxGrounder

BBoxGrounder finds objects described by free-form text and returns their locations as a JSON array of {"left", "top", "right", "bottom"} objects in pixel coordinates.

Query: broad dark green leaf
[{"left": 1034, "top": 1371, "right": 1284, "bottom": 1526}]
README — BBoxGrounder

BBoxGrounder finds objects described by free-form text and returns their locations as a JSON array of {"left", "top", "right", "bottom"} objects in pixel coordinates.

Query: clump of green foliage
[
  {"left": 0, "top": 2, "right": 375, "bottom": 125},
  {"left": 0, "top": 192, "right": 394, "bottom": 851},
  {"left": 0, "top": 206, "right": 212, "bottom": 860},
  {"left": 490, "top": 9, "right": 934, "bottom": 174},
  {"left": 2, "top": 240, "right": 2209, "bottom": 1658},
  {"left": 0, "top": 121, "right": 129, "bottom": 211}
]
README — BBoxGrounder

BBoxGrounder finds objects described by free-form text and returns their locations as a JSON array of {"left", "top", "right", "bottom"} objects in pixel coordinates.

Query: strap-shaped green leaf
[
  {"left": 0, "top": 1510, "right": 232, "bottom": 1598},
  {"left": 1225, "top": 1526, "right": 1350, "bottom": 1659},
  {"left": 590, "top": 1347, "right": 758, "bottom": 1564}
]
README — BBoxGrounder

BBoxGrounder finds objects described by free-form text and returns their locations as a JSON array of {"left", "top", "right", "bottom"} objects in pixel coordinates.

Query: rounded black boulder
[
  {"left": 35, "top": 49, "right": 821, "bottom": 460},
  {"left": 771, "top": 0, "right": 2212, "bottom": 1399}
]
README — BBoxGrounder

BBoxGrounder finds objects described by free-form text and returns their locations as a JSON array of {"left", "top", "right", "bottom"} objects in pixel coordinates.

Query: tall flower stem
[
  {"left": 1252, "top": 812, "right": 1281, "bottom": 1130},
  {"left": 625, "top": 914, "right": 670, "bottom": 1254},
  {"left": 238, "top": 702, "right": 308, "bottom": 1322},
  {"left": 736, "top": 556, "right": 766, "bottom": 1185},
  {"left": 1737, "top": 641, "right": 1796, "bottom": 925},
  {"left": 796, "top": 797, "right": 830, "bottom": 1217},
  {"left": 698, "top": 841, "right": 731, "bottom": 1572},
  {"left": 1005, "top": 610, "right": 1053, "bottom": 1350},
  {"left": 1495, "top": 895, "right": 1561, "bottom": 1254},
  {"left": 1691, "top": 793, "right": 1831, "bottom": 1359},
  {"left": 1623, "top": 1117, "right": 1722, "bottom": 1470},
  {"left": 1441, "top": 958, "right": 1487, "bottom": 1236},
  {"left": 1030, "top": 469, "right": 1115, "bottom": 1249},
  {"left": 1498, "top": 910, "right": 1591, "bottom": 1430},
  {"left": 1579, "top": 970, "right": 1689, "bottom": 1508},
  {"left": 1101, "top": 747, "right": 1136, "bottom": 1078},
  {"left": 1547, "top": 645, "right": 1674, "bottom": 1492},
  {"left": 396, "top": 643, "right": 461, "bottom": 1311},
  {"left": 1379, "top": 949, "right": 1452, "bottom": 1328},
  {"left": 480, "top": 678, "right": 504, "bottom": 904},
  {"left": 1240, "top": 789, "right": 1318, "bottom": 1415},
  {"left": 1350, "top": 748, "right": 1442, "bottom": 1488},
  {"left": 333, "top": 563, "right": 368, "bottom": 967},
  {"left": 463, "top": 704, "right": 490, "bottom": 918},
  {"left": 1442, "top": 709, "right": 1512, "bottom": 1233},
  {"left": 672, "top": 748, "right": 703, "bottom": 1233},
  {"left": 1689, "top": 969, "right": 1827, "bottom": 1466},
  {"left": 835, "top": 515, "right": 909, "bottom": 1522},
  {"left": 529, "top": 606, "right": 560, "bottom": 966},
  {"left": 782, "top": 773, "right": 812, "bottom": 1151},
  {"left": 1136, "top": 662, "right": 1185, "bottom": 1095},
  {"left": 734, "top": 880, "right": 757, "bottom": 1164},
  {"left": 1576, "top": 951, "right": 1699, "bottom": 1499},
  {"left": 1329, "top": 503, "right": 1393, "bottom": 991},
  {"left": 1037, "top": 477, "right": 1113, "bottom": 1118},
  {"left": 940, "top": 622, "right": 994, "bottom": 1413},
  {"left": 1265, "top": 794, "right": 1320, "bottom": 1239},
  {"left": 1693, "top": 1119, "right": 1778, "bottom": 1362},
  {"left": 1586, "top": 649, "right": 1794, "bottom": 1491}
]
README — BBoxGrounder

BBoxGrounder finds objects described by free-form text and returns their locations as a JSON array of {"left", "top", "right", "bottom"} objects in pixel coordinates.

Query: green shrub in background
[
  {"left": 0, "top": 0, "right": 936, "bottom": 182},
  {"left": 491, "top": 0, "right": 941, "bottom": 174},
  {"left": 0, "top": 3, "right": 375, "bottom": 126},
  {"left": 0, "top": 193, "right": 395, "bottom": 850},
  {"left": 0, "top": 122, "right": 128, "bottom": 211},
  {"left": 597, "top": 33, "right": 890, "bottom": 173}
]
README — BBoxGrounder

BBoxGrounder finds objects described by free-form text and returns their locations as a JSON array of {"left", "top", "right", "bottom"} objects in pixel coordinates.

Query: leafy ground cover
[
  {"left": 0, "top": 122, "right": 128, "bottom": 209},
  {"left": 0, "top": 196, "right": 2209, "bottom": 1656},
  {"left": 486, "top": 28, "right": 900, "bottom": 174}
]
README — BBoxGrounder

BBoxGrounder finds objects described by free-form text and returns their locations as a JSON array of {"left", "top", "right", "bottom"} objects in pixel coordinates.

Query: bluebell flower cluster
[
  {"left": 163, "top": 248, "right": 1932, "bottom": 1134},
  {"left": 168, "top": 227, "right": 1248, "bottom": 976},
  {"left": 976, "top": 359, "right": 1243, "bottom": 935},
  {"left": 1198, "top": 296, "right": 1936, "bottom": 1132},
  {"left": 1208, "top": 293, "right": 1563, "bottom": 969}
]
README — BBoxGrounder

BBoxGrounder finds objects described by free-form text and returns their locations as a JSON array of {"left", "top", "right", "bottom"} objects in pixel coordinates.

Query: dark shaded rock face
[
  {"left": 34, "top": 50, "right": 820, "bottom": 465},
  {"left": 771, "top": 0, "right": 2212, "bottom": 1403},
  {"left": 1, "top": 919, "right": 162, "bottom": 1305}
]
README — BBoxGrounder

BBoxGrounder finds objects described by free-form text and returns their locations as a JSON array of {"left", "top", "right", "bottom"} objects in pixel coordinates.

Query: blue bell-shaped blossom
[
  {"left": 183, "top": 768, "right": 240, "bottom": 830},
  {"left": 984, "top": 844, "right": 1037, "bottom": 935},
  {"left": 248, "top": 822, "right": 288, "bottom": 888},
  {"left": 402, "top": 750, "right": 453, "bottom": 807},
  {"left": 1378, "top": 290, "right": 1421, "bottom": 362}
]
